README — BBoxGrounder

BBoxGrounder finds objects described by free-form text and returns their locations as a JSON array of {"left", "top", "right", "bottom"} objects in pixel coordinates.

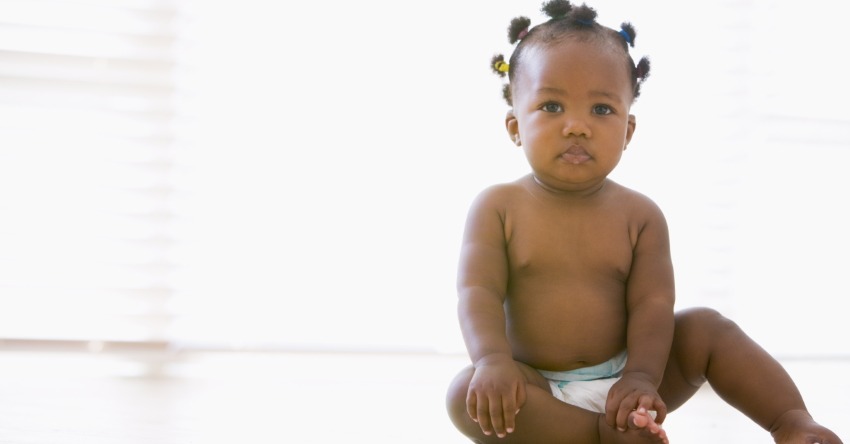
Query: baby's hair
[{"left": 491, "top": 0, "right": 651, "bottom": 106}]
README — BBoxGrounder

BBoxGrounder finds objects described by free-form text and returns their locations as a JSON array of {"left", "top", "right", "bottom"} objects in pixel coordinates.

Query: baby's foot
[
  {"left": 599, "top": 408, "right": 669, "bottom": 444},
  {"left": 770, "top": 409, "right": 843, "bottom": 444}
]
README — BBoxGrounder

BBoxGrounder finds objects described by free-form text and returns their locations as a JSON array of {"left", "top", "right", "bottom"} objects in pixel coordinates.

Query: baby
[{"left": 445, "top": 1, "right": 844, "bottom": 443}]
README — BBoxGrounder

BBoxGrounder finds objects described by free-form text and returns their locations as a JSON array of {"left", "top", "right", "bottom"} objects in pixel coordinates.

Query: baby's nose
[{"left": 562, "top": 116, "right": 590, "bottom": 137}]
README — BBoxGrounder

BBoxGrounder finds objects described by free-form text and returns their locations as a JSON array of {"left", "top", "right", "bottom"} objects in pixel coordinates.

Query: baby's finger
[
  {"left": 604, "top": 391, "right": 623, "bottom": 428},
  {"left": 635, "top": 394, "right": 666, "bottom": 424},
  {"left": 466, "top": 391, "right": 478, "bottom": 422},
  {"left": 615, "top": 395, "right": 637, "bottom": 431},
  {"left": 476, "top": 396, "right": 495, "bottom": 436},
  {"left": 501, "top": 393, "right": 518, "bottom": 436},
  {"left": 652, "top": 398, "right": 668, "bottom": 424},
  {"left": 615, "top": 398, "right": 637, "bottom": 431},
  {"left": 516, "top": 381, "right": 527, "bottom": 410},
  {"left": 488, "top": 395, "right": 507, "bottom": 437},
  {"left": 510, "top": 382, "right": 527, "bottom": 432}
]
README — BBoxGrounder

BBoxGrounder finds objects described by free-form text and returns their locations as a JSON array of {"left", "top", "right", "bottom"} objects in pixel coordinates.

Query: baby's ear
[
  {"left": 505, "top": 110, "right": 521, "bottom": 146},
  {"left": 624, "top": 114, "right": 636, "bottom": 150}
]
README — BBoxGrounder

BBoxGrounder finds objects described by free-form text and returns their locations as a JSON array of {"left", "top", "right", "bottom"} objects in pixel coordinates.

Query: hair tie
[
  {"left": 618, "top": 23, "right": 635, "bottom": 47},
  {"left": 490, "top": 54, "right": 510, "bottom": 78},
  {"left": 508, "top": 16, "right": 532, "bottom": 44},
  {"left": 576, "top": 19, "right": 593, "bottom": 26}
]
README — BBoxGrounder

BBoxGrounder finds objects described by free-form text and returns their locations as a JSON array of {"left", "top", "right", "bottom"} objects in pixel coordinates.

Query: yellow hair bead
[{"left": 494, "top": 61, "right": 510, "bottom": 73}]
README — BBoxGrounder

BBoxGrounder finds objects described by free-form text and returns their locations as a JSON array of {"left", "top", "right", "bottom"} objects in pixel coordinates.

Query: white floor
[{"left": 0, "top": 351, "right": 847, "bottom": 443}]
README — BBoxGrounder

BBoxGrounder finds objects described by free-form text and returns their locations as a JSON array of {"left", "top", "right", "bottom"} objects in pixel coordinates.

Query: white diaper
[{"left": 536, "top": 350, "right": 627, "bottom": 413}]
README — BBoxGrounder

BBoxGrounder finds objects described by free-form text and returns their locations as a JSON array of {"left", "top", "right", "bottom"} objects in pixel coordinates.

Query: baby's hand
[
  {"left": 605, "top": 371, "right": 667, "bottom": 431},
  {"left": 466, "top": 355, "right": 527, "bottom": 438}
]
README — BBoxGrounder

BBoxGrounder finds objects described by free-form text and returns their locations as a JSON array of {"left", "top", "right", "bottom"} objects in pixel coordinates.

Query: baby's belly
[{"left": 505, "top": 291, "right": 627, "bottom": 371}]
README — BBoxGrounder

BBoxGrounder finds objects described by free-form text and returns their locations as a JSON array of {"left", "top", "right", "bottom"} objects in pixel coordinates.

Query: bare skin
[
  {"left": 446, "top": 35, "right": 843, "bottom": 444},
  {"left": 448, "top": 307, "right": 844, "bottom": 443}
]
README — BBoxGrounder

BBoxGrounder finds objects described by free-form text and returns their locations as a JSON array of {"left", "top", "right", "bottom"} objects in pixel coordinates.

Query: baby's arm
[
  {"left": 605, "top": 198, "right": 675, "bottom": 431},
  {"left": 457, "top": 187, "right": 526, "bottom": 438}
]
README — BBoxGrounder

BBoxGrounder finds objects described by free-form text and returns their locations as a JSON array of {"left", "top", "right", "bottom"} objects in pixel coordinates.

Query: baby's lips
[
  {"left": 560, "top": 146, "right": 591, "bottom": 164},
  {"left": 564, "top": 144, "right": 589, "bottom": 155}
]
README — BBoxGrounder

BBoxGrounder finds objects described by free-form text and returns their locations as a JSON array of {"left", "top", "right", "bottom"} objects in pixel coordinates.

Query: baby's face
[{"left": 507, "top": 39, "right": 636, "bottom": 192}]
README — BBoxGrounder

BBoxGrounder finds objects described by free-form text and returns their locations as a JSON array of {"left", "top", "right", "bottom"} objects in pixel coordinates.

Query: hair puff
[
  {"left": 491, "top": 0, "right": 652, "bottom": 106},
  {"left": 541, "top": 0, "right": 572, "bottom": 19},
  {"left": 508, "top": 16, "right": 532, "bottom": 44},
  {"left": 502, "top": 84, "right": 512, "bottom": 106},
  {"left": 569, "top": 4, "right": 597, "bottom": 26},
  {"left": 490, "top": 54, "right": 508, "bottom": 78},
  {"left": 633, "top": 56, "right": 651, "bottom": 99},
  {"left": 619, "top": 22, "right": 636, "bottom": 47},
  {"left": 635, "top": 56, "right": 651, "bottom": 82}
]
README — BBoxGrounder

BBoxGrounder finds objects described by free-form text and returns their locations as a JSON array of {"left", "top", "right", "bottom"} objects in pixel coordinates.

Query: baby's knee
[
  {"left": 676, "top": 306, "right": 730, "bottom": 327},
  {"left": 446, "top": 366, "right": 474, "bottom": 417},
  {"left": 446, "top": 366, "right": 483, "bottom": 437},
  {"left": 675, "top": 307, "right": 739, "bottom": 341}
]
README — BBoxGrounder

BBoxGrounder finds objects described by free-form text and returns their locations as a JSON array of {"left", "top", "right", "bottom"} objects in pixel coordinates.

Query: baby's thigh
[
  {"left": 658, "top": 308, "right": 721, "bottom": 410},
  {"left": 657, "top": 349, "right": 704, "bottom": 412},
  {"left": 448, "top": 364, "right": 604, "bottom": 444}
]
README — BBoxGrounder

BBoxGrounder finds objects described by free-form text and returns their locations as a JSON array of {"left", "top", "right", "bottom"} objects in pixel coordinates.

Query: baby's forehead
[
  {"left": 536, "top": 33, "right": 625, "bottom": 59},
  {"left": 521, "top": 39, "right": 629, "bottom": 77},
  {"left": 534, "top": 25, "right": 623, "bottom": 51},
  {"left": 513, "top": 41, "right": 633, "bottom": 98}
]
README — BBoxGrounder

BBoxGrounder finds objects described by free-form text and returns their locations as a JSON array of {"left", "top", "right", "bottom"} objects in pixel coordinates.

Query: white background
[{"left": 1, "top": 0, "right": 848, "bottom": 358}]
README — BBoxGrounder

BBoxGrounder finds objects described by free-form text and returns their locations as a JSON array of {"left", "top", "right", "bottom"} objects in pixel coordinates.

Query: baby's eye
[
  {"left": 541, "top": 102, "right": 563, "bottom": 113},
  {"left": 592, "top": 104, "right": 613, "bottom": 115}
]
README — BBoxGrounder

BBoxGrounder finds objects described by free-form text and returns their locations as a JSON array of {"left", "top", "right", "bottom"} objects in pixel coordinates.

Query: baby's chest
[{"left": 507, "top": 214, "right": 635, "bottom": 279}]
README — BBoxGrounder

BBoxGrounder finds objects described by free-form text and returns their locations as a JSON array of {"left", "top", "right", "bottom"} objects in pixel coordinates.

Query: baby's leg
[
  {"left": 659, "top": 307, "right": 843, "bottom": 444},
  {"left": 446, "top": 363, "right": 668, "bottom": 444}
]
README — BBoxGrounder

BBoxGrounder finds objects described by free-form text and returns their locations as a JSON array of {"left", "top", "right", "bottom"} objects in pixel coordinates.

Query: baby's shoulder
[
  {"left": 608, "top": 180, "right": 658, "bottom": 205},
  {"left": 606, "top": 181, "right": 667, "bottom": 221},
  {"left": 470, "top": 178, "right": 528, "bottom": 206}
]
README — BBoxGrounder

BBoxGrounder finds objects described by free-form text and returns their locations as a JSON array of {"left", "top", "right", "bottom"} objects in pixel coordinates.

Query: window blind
[{"left": 0, "top": 0, "right": 184, "bottom": 344}]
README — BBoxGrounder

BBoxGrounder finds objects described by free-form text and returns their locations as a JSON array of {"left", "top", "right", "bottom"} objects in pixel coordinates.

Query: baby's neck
[{"left": 531, "top": 174, "right": 608, "bottom": 199}]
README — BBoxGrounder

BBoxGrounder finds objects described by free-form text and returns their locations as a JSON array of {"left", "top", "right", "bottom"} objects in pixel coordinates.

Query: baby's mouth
[{"left": 561, "top": 146, "right": 591, "bottom": 164}]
